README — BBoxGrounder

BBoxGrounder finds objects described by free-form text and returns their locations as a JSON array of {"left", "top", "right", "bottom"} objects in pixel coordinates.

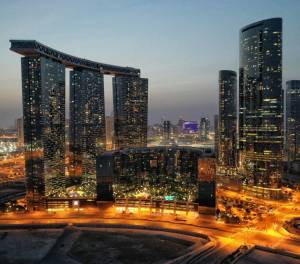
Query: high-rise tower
[
  {"left": 239, "top": 18, "right": 283, "bottom": 188},
  {"left": 10, "top": 40, "right": 143, "bottom": 209},
  {"left": 69, "top": 69, "right": 106, "bottom": 188},
  {"left": 15, "top": 117, "right": 24, "bottom": 147},
  {"left": 214, "top": 114, "right": 219, "bottom": 161},
  {"left": 286, "top": 80, "right": 300, "bottom": 174},
  {"left": 219, "top": 70, "right": 237, "bottom": 169},
  {"left": 113, "top": 76, "right": 148, "bottom": 149},
  {"left": 200, "top": 118, "right": 210, "bottom": 141},
  {"left": 163, "top": 120, "right": 171, "bottom": 141},
  {"left": 21, "top": 56, "right": 66, "bottom": 209}
]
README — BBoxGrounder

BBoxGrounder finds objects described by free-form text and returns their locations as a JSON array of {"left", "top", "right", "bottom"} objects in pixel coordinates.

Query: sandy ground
[
  {"left": 0, "top": 229, "right": 63, "bottom": 264},
  {"left": 0, "top": 227, "right": 200, "bottom": 264},
  {"left": 69, "top": 230, "right": 194, "bottom": 264}
]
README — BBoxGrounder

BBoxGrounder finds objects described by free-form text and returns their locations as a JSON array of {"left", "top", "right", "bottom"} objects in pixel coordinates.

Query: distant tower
[
  {"left": 113, "top": 76, "right": 148, "bottom": 149},
  {"left": 239, "top": 18, "right": 283, "bottom": 188},
  {"left": 200, "top": 118, "right": 210, "bottom": 141},
  {"left": 286, "top": 80, "right": 300, "bottom": 174},
  {"left": 177, "top": 117, "right": 185, "bottom": 134},
  {"left": 15, "top": 117, "right": 24, "bottom": 147},
  {"left": 163, "top": 120, "right": 171, "bottom": 141},
  {"left": 219, "top": 70, "right": 237, "bottom": 168}
]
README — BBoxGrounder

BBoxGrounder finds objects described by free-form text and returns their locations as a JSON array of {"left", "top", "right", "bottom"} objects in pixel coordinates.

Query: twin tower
[{"left": 10, "top": 40, "right": 148, "bottom": 209}]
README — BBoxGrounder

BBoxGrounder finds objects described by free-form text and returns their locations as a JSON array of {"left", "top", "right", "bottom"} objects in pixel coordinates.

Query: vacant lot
[
  {"left": 0, "top": 229, "right": 63, "bottom": 264},
  {"left": 70, "top": 230, "right": 193, "bottom": 264}
]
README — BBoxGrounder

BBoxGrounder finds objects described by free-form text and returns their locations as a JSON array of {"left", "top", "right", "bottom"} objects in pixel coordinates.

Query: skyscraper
[
  {"left": 214, "top": 115, "right": 219, "bottom": 161},
  {"left": 69, "top": 69, "right": 106, "bottom": 185},
  {"left": 21, "top": 56, "right": 66, "bottom": 209},
  {"left": 113, "top": 76, "right": 148, "bottom": 149},
  {"left": 15, "top": 117, "right": 24, "bottom": 147},
  {"left": 177, "top": 118, "right": 185, "bottom": 134},
  {"left": 239, "top": 18, "right": 283, "bottom": 188},
  {"left": 200, "top": 118, "right": 210, "bottom": 141},
  {"left": 286, "top": 80, "right": 300, "bottom": 173},
  {"left": 10, "top": 40, "right": 142, "bottom": 208},
  {"left": 163, "top": 120, "right": 171, "bottom": 141},
  {"left": 219, "top": 70, "right": 237, "bottom": 168}
]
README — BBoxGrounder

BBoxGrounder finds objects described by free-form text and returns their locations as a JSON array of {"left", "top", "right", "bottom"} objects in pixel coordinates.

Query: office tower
[
  {"left": 113, "top": 76, "right": 148, "bottom": 149},
  {"left": 219, "top": 70, "right": 237, "bottom": 168},
  {"left": 21, "top": 56, "right": 66, "bottom": 209},
  {"left": 200, "top": 118, "right": 210, "bottom": 141},
  {"left": 69, "top": 69, "right": 106, "bottom": 185},
  {"left": 239, "top": 18, "right": 283, "bottom": 188},
  {"left": 286, "top": 80, "right": 300, "bottom": 173},
  {"left": 106, "top": 115, "right": 114, "bottom": 150},
  {"left": 177, "top": 118, "right": 185, "bottom": 134},
  {"left": 214, "top": 115, "right": 219, "bottom": 161},
  {"left": 163, "top": 120, "right": 171, "bottom": 141},
  {"left": 15, "top": 117, "right": 24, "bottom": 147}
]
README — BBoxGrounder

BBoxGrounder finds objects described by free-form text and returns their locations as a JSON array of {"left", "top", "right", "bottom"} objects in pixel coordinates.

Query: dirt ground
[
  {"left": 0, "top": 229, "right": 63, "bottom": 264},
  {"left": 69, "top": 230, "right": 193, "bottom": 264}
]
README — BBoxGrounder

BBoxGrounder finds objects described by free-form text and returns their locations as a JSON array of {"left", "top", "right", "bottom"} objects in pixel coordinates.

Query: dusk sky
[{"left": 0, "top": 0, "right": 300, "bottom": 127}]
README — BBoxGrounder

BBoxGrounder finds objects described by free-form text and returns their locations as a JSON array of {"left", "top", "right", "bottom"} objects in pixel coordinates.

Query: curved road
[{"left": 0, "top": 212, "right": 300, "bottom": 263}]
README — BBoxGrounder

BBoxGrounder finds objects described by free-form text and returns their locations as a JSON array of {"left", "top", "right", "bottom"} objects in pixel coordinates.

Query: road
[{"left": 0, "top": 209, "right": 300, "bottom": 263}]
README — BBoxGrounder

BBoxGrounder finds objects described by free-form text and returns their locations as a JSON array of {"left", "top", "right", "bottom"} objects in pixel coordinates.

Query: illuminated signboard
[
  {"left": 164, "top": 195, "right": 175, "bottom": 201},
  {"left": 182, "top": 121, "right": 199, "bottom": 133}
]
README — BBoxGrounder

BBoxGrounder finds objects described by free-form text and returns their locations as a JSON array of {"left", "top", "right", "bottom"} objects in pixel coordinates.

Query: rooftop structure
[{"left": 10, "top": 40, "right": 140, "bottom": 76}]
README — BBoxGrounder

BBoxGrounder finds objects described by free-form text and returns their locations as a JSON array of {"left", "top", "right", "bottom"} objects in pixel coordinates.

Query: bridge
[{"left": 10, "top": 40, "right": 140, "bottom": 76}]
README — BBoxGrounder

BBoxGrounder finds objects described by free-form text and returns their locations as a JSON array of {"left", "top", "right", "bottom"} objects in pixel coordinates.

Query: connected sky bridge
[{"left": 10, "top": 40, "right": 140, "bottom": 76}]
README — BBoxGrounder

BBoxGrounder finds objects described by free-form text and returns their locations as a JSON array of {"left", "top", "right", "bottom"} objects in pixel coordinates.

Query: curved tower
[
  {"left": 239, "top": 18, "right": 283, "bottom": 188},
  {"left": 286, "top": 80, "right": 300, "bottom": 173}
]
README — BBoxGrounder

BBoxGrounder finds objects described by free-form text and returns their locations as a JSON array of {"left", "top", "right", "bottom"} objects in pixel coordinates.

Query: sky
[{"left": 0, "top": 0, "right": 300, "bottom": 128}]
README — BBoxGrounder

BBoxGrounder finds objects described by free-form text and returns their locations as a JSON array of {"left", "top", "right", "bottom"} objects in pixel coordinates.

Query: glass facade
[
  {"left": 113, "top": 76, "right": 148, "bottom": 149},
  {"left": 22, "top": 56, "right": 66, "bottom": 209},
  {"left": 214, "top": 114, "right": 219, "bottom": 161},
  {"left": 219, "top": 70, "right": 237, "bottom": 168},
  {"left": 69, "top": 69, "right": 106, "bottom": 198},
  {"left": 199, "top": 118, "right": 210, "bottom": 141},
  {"left": 11, "top": 40, "right": 146, "bottom": 209},
  {"left": 96, "top": 147, "right": 216, "bottom": 207},
  {"left": 239, "top": 18, "right": 283, "bottom": 187},
  {"left": 286, "top": 80, "right": 300, "bottom": 173},
  {"left": 163, "top": 120, "right": 171, "bottom": 141}
]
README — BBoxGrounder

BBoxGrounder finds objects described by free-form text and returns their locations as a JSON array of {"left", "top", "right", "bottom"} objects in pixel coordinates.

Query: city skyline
[
  {"left": 1, "top": 1, "right": 300, "bottom": 127},
  {"left": 1, "top": 2, "right": 300, "bottom": 262}
]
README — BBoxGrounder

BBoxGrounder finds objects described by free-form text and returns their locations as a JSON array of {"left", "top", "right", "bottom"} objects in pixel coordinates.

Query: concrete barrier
[
  {"left": 75, "top": 223, "right": 210, "bottom": 240},
  {"left": 254, "top": 245, "right": 300, "bottom": 260}
]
